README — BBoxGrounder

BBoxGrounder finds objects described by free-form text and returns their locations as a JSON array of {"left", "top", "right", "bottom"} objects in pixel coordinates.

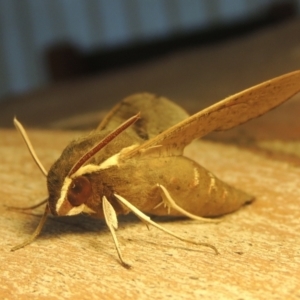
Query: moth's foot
[
  {"left": 201, "top": 243, "right": 219, "bottom": 255},
  {"left": 120, "top": 260, "right": 132, "bottom": 269},
  {"left": 11, "top": 240, "right": 32, "bottom": 252},
  {"left": 11, "top": 204, "right": 49, "bottom": 253}
]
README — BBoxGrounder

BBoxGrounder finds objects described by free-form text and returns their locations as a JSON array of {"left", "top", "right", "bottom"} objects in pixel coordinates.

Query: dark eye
[{"left": 67, "top": 176, "right": 92, "bottom": 206}]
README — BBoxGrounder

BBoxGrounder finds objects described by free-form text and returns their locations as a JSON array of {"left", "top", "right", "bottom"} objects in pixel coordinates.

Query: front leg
[
  {"left": 11, "top": 204, "right": 50, "bottom": 251},
  {"left": 102, "top": 196, "right": 131, "bottom": 268}
]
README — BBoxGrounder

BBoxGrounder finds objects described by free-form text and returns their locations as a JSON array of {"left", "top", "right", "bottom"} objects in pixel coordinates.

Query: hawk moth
[{"left": 12, "top": 70, "right": 300, "bottom": 267}]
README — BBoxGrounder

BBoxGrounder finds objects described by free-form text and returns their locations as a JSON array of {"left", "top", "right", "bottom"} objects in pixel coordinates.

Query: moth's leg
[
  {"left": 134, "top": 215, "right": 150, "bottom": 230},
  {"left": 7, "top": 198, "right": 48, "bottom": 211},
  {"left": 11, "top": 203, "right": 49, "bottom": 251},
  {"left": 114, "top": 193, "right": 219, "bottom": 255},
  {"left": 102, "top": 196, "right": 131, "bottom": 268},
  {"left": 156, "top": 184, "right": 220, "bottom": 223}
]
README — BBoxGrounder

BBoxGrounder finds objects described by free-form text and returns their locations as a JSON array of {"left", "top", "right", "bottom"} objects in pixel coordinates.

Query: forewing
[
  {"left": 123, "top": 70, "right": 300, "bottom": 158},
  {"left": 97, "top": 93, "right": 189, "bottom": 141}
]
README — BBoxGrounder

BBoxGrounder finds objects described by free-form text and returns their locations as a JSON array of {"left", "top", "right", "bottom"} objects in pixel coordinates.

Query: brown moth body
[
  {"left": 89, "top": 155, "right": 252, "bottom": 218},
  {"left": 12, "top": 71, "right": 300, "bottom": 267}
]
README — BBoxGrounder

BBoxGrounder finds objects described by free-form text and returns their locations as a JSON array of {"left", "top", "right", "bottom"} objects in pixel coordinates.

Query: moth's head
[
  {"left": 48, "top": 173, "right": 95, "bottom": 217},
  {"left": 47, "top": 135, "right": 102, "bottom": 217}
]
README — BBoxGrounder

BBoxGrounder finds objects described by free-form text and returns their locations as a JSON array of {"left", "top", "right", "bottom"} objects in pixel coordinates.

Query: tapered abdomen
[{"left": 111, "top": 156, "right": 253, "bottom": 218}]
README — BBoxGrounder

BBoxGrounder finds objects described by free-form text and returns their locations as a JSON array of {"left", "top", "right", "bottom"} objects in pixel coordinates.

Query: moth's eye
[{"left": 67, "top": 176, "right": 92, "bottom": 207}]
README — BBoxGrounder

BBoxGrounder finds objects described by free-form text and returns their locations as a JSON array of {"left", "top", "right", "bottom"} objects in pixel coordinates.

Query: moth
[{"left": 12, "top": 71, "right": 300, "bottom": 267}]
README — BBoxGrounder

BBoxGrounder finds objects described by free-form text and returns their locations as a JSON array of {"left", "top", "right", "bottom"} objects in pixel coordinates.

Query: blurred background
[{"left": 0, "top": 0, "right": 299, "bottom": 128}]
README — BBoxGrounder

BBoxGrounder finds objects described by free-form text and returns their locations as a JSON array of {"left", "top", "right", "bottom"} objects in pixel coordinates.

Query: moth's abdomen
[{"left": 140, "top": 156, "right": 253, "bottom": 217}]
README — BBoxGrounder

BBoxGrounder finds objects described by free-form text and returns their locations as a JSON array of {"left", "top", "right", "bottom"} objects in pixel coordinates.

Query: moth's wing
[
  {"left": 123, "top": 70, "right": 300, "bottom": 158},
  {"left": 97, "top": 93, "right": 189, "bottom": 141}
]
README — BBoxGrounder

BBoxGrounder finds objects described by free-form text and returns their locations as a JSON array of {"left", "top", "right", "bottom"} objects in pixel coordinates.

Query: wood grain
[{"left": 1, "top": 128, "right": 299, "bottom": 299}]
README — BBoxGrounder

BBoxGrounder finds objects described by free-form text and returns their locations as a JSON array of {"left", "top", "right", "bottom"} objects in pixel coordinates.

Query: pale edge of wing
[{"left": 124, "top": 70, "right": 300, "bottom": 158}]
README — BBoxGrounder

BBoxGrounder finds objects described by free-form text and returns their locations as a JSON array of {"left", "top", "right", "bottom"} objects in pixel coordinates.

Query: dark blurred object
[
  {"left": 46, "top": 43, "right": 88, "bottom": 82},
  {"left": 45, "top": 1, "right": 297, "bottom": 82},
  {"left": 268, "top": 0, "right": 297, "bottom": 19}
]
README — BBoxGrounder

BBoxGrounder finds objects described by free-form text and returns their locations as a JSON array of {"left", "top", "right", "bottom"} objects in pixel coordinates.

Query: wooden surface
[
  {"left": 1, "top": 18, "right": 300, "bottom": 300},
  {"left": 1, "top": 126, "right": 300, "bottom": 299}
]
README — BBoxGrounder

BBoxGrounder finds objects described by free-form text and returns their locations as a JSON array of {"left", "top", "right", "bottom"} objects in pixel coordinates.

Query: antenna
[{"left": 14, "top": 117, "right": 48, "bottom": 177}]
